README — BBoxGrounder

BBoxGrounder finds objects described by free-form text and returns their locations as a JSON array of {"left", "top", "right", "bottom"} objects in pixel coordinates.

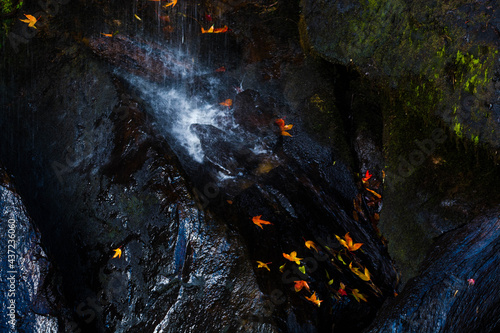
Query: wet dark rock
[
  {"left": 354, "top": 130, "right": 384, "bottom": 179},
  {"left": 300, "top": 0, "right": 500, "bottom": 151},
  {"left": 0, "top": 164, "right": 76, "bottom": 332},
  {"left": 233, "top": 89, "right": 276, "bottom": 134},
  {"left": 88, "top": 35, "right": 192, "bottom": 83},
  {"left": 190, "top": 123, "right": 264, "bottom": 175},
  {"left": 366, "top": 209, "right": 500, "bottom": 333}
]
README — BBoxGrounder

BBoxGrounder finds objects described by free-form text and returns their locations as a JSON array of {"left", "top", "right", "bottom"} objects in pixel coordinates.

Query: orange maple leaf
[
  {"left": 163, "top": 0, "right": 177, "bottom": 8},
  {"left": 219, "top": 99, "right": 232, "bottom": 107},
  {"left": 112, "top": 247, "right": 122, "bottom": 259},
  {"left": 252, "top": 215, "right": 273, "bottom": 229},
  {"left": 100, "top": 33, "right": 113, "bottom": 37},
  {"left": 201, "top": 25, "right": 214, "bottom": 33},
  {"left": 213, "top": 25, "right": 228, "bottom": 33},
  {"left": 256, "top": 261, "right": 272, "bottom": 271},
  {"left": 335, "top": 232, "right": 363, "bottom": 252},
  {"left": 283, "top": 251, "right": 303, "bottom": 265},
  {"left": 201, "top": 25, "right": 228, "bottom": 33},
  {"left": 294, "top": 280, "right": 310, "bottom": 292},
  {"left": 20, "top": 14, "right": 37, "bottom": 29},
  {"left": 305, "top": 292, "right": 323, "bottom": 307},
  {"left": 305, "top": 240, "right": 318, "bottom": 252},
  {"left": 275, "top": 118, "right": 293, "bottom": 136}
]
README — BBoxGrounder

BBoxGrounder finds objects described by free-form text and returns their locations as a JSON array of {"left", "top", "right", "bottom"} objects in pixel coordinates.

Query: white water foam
[
  {"left": 118, "top": 47, "right": 270, "bottom": 173},
  {"left": 127, "top": 74, "right": 226, "bottom": 163}
]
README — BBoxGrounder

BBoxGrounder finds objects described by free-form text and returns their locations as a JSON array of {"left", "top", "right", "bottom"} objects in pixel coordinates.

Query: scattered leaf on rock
[
  {"left": 349, "top": 262, "right": 371, "bottom": 281},
  {"left": 283, "top": 251, "right": 303, "bottom": 265},
  {"left": 219, "top": 99, "right": 232, "bottom": 107},
  {"left": 338, "top": 282, "right": 348, "bottom": 296},
  {"left": 112, "top": 247, "right": 122, "bottom": 259},
  {"left": 336, "top": 232, "right": 363, "bottom": 252},
  {"left": 351, "top": 289, "right": 368, "bottom": 302},
  {"left": 294, "top": 280, "right": 310, "bottom": 292},
  {"left": 256, "top": 261, "right": 272, "bottom": 271},
  {"left": 20, "top": 14, "right": 37, "bottom": 29},
  {"left": 305, "top": 292, "right": 323, "bottom": 307},
  {"left": 305, "top": 240, "right": 319, "bottom": 252},
  {"left": 362, "top": 170, "right": 373, "bottom": 182},
  {"left": 163, "top": 0, "right": 177, "bottom": 8},
  {"left": 252, "top": 215, "right": 273, "bottom": 229},
  {"left": 202, "top": 25, "right": 228, "bottom": 33},
  {"left": 275, "top": 118, "right": 293, "bottom": 136}
]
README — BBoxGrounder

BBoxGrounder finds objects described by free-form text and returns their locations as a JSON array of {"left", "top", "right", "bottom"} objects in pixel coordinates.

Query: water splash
[{"left": 122, "top": 72, "right": 234, "bottom": 163}]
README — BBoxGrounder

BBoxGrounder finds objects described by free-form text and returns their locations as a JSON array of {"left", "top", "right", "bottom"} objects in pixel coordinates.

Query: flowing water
[{"left": 119, "top": 53, "right": 276, "bottom": 183}]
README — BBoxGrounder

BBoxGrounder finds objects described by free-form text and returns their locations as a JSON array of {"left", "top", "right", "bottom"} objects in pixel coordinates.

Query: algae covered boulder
[
  {"left": 300, "top": 0, "right": 500, "bottom": 151},
  {"left": 300, "top": 0, "right": 500, "bottom": 283}
]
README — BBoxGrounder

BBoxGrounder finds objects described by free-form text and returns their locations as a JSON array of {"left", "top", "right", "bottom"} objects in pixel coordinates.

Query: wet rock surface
[
  {"left": 88, "top": 35, "right": 193, "bottom": 83},
  {"left": 0, "top": 164, "right": 74, "bottom": 332},
  {"left": 366, "top": 209, "right": 500, "bottom": 333},
  {"left": 300, "top": 0, "right": 500, "bottom": 151}
]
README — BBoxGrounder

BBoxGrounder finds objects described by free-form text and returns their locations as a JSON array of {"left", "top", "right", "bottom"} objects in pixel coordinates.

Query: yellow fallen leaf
[
  {"left": 256, "top": 261, "right": 271, "bottom": 271},
  {"left": 112, "top": 247, "right": 122, "bottom": 259},
  {"left": 201, "top": 25, "right": 214, "bottom": 33},
  {"left": 351, "top": 289, "right": 368, "bottom": 302},
  {"left": 335, "top": 232, "right": 363, "bottom": 252},
  {"left": 283, "top": 251, "right": 302, "bottom": 265},
  {"left": 134, "top": 14, "right": 142, "bottom": 21},
  {"left": 305, "top": 240, "right": 318, "bottom": 252},
  {"left": 20, "top": 14, "right": 37, "bottom": 29},
  {"left": 163, "top": 0, "right": 177, "bottom": 8},
  {"left": 305, "top": 292, "right": 323, "bottom": 307},
  {"left": 349, "top": 262, "right": 371, "bottom": 281}
]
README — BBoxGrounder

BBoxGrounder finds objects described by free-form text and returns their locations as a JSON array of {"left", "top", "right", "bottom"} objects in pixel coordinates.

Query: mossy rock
[
  {"left": 300, "top": 0, "right": 500, "bottom": 153},
  {"left": 300, "top": 0, "right": 500, "bottom": 283}
]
